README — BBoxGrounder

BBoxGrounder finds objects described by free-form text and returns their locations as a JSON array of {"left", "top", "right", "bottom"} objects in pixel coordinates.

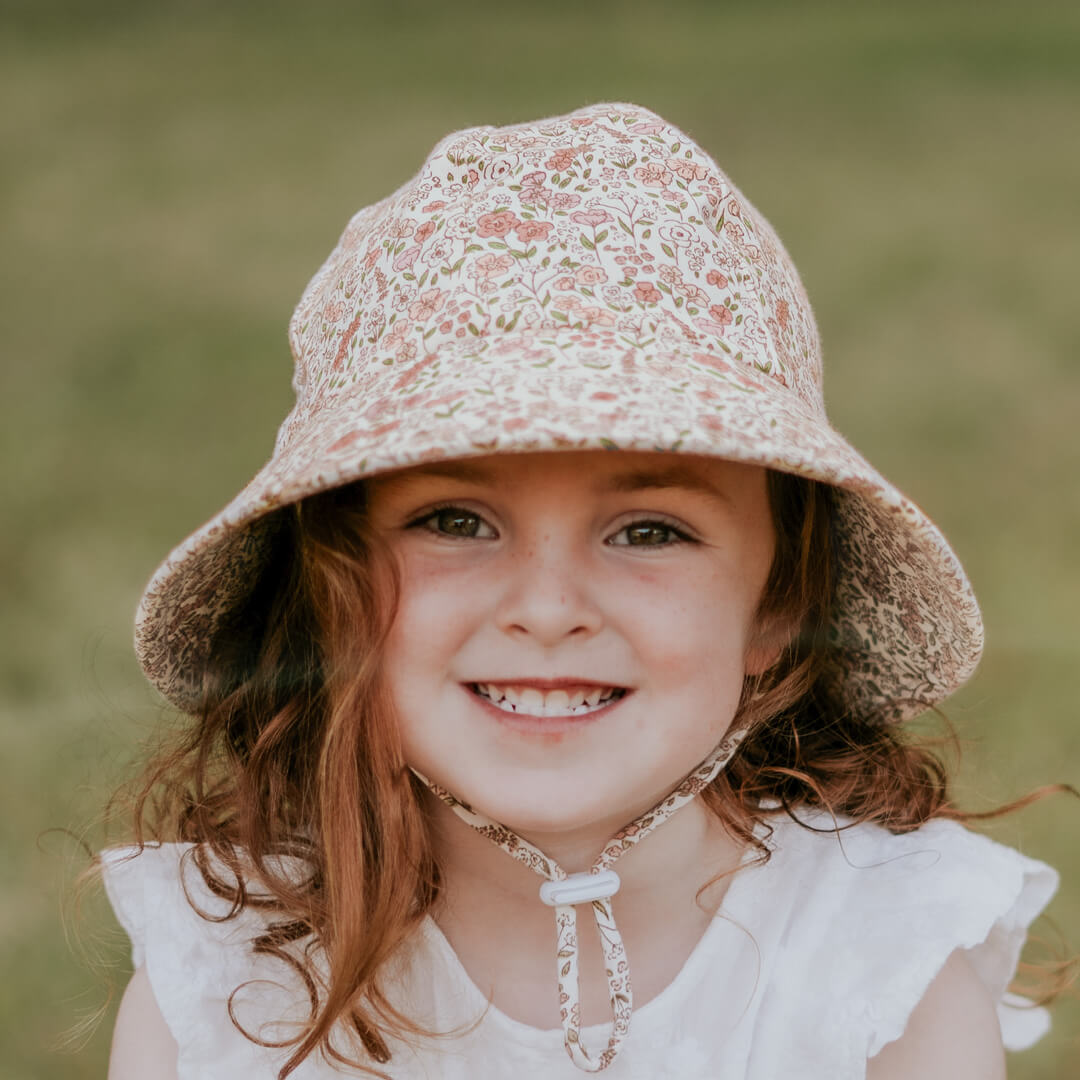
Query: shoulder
[
  {"left": 750, "top": 812, "right": 1058, "bottom": 1062},
  {"left": 865, "top": 950, "right": 1004, "bottom": 1080},
  {"left": 100, "top": 843, "right": 316, "bottom": 1078},
  {"left": 109, "top": 966, "right": 179, "bottom": 1080}
]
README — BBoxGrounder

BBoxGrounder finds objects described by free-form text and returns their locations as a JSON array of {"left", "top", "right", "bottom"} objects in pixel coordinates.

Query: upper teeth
[{"left": 474, "top": 684, "right": 623, "bottom": 717}]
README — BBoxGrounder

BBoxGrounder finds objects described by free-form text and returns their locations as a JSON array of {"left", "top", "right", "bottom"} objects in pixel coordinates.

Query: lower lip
[{"left": 466, "top": 686, "right": 629, "bottom": 735}]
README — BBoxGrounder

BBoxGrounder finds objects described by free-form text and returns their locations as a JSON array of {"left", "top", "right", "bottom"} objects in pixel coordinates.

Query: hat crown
[{"left": 280, "top": 104, "right": 822, "bottom": 453}]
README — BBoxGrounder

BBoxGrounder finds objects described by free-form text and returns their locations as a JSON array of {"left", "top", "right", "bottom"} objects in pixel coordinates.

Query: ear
[{"left": 743, "top": 611, "right": 798, "bottom": 677}]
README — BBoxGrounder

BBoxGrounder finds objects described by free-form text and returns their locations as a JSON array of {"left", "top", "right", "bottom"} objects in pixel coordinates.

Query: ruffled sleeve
[
  {"left": 101, "top": 844, "right": 315, "bottom": 1077},
  {"left": 761, "top": 816, "right": 1059, "bottom": 1068}
]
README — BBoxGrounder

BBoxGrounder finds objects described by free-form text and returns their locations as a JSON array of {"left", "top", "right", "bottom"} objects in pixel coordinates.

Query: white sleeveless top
[{"left": 102, "top": 813, "right": 1057, "bottom": 1079}]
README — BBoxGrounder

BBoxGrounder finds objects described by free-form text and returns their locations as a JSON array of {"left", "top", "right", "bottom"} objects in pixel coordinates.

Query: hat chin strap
[{"left": 410, "top": 728, "right": 747, "bottom": 1073}]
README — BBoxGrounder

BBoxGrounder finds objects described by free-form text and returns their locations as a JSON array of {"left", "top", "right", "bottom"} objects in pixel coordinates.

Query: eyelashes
[{"left": 406, "top": 503, "right": 697, "bottom": 549}]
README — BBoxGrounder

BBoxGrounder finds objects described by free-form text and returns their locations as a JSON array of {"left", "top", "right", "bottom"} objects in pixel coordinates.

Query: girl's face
[{"left": 365, "top": 451, "right": 778, "bottom": 840}]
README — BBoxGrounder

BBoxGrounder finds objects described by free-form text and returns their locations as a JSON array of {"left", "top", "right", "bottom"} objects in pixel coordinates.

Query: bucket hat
[{"left": 136, "top": 101, "right": 981, "bottom": 723}]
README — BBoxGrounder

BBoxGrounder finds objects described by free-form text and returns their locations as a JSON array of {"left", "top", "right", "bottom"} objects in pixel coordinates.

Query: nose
[{"left": 493, "top": 533, "right": 604, "bottom": 646}]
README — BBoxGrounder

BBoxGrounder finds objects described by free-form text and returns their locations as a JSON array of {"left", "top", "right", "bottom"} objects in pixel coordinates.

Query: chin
[{"left": 467, "top": 777, "right": 640, "bottom": 839}]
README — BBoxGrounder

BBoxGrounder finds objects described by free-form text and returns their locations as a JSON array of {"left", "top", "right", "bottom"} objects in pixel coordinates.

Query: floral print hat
[
  {"left": 133, "top": 102, "right": 985, "bottom": 1073},
  {"left": 138, "top": 101, "right": 981, "bottom": 722}
]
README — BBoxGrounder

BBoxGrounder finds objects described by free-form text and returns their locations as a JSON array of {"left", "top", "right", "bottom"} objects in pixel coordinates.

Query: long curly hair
[{"left": 112, "top": 469, "right": 1070, "bottom": 1077}]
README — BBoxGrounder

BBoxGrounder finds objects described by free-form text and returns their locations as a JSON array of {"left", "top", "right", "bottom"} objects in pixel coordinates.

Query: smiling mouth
[{"left": 468, "top": 683, "right": 629, "bottom": 718}]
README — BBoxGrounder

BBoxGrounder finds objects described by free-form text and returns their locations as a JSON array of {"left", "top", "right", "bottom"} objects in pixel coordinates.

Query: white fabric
[{"left": 102, "top": 813, "right": 1058, "bottom": 1079}]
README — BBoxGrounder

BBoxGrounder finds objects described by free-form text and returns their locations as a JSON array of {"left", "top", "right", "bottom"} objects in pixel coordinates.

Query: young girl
[{"left": 103, "top": 103, "right": 1062, "bottom": 1079}]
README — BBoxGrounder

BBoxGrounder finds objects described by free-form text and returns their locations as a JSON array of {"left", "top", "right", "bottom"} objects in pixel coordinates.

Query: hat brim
[{"left": 135, "top": 331, "right": 982, "bottom": 720}]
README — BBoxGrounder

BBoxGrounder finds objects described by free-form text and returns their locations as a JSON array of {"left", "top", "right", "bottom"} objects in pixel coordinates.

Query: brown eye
[
  {"left": 609, "top": 520, "right": 692, "bottom": 547},
  {"left": 412, "top": 506, "right": 497, "bottom": 539},
  {"left": 626, "top": 523, "right": 673, "bottom": 545},
  {"left": 435, "top": 509, "right": 482, "bottom": 536}
]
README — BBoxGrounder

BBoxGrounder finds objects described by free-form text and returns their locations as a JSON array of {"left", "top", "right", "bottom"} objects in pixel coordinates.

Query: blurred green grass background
[{"left": 3, "top": 1, "right": 1078, "bottom": 1076}]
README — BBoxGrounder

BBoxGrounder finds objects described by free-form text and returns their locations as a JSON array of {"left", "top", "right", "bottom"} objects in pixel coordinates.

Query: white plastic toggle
[{"left": 539, "top": 869, "right": 622, "bottom": 907}]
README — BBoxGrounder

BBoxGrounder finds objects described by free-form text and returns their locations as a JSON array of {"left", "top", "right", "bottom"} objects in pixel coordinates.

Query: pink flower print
[
  {"left": 574, "top": 265, "right": 608, "bottom": 285},
  {"left": 444, "top": 215, "right": 475, "bottom": 240},
  {"left": 775, "top": 298, "right": 791, "bottom": 331},
  {"left": 384, "top": 320, "right": 410, "bottom": 348},
  {"left": 484, "top": 155, "right": 518, "bottom": 181},
  {"left": 706, "top": 269, "right": 729, "bottom": 288},
  {"left": 414, "top": 221, "right": 436, "bottom": 245},
  {"left": 634, "top": 281, "right": 662, "bottom": 303},
  {"left": 393, "top": 245, "right": 421, "bottom": 272},
  {"left": 554, "top": 275, "right": 576, "bottom": 290},
  {"left": 513, "top": 219, "right": 554, "bottom": 243},
  {"left": 665, "top": 157, "right": 710, "bottom": 181},
  {"left": 548, "top": 191, "right": 582, "bottom": 211},
  {"left": 422, "top": 237, "right": 453, "bottom": 265},
  {"left": 392, "top": 350, "right": 442, "bottom": 391},
  {"left": 364, "top": 248, "right": 380, "bottom": 269},
  {"left": 476, "top": 210, "right": 521, "bottom": 238},
  {"left": 364, "top": 312, "right": 386, "bottom": 341},
  {"left": 657, "top": 264, "right": 682, "bottom": 285},
  {"left": 521, "top": 184, "right": 551, "bottom": 207},
  {"left": 395, "top": 341, "right": 419, "bottom": 364},
  {"left": 472, "top": 252, "right": 514, "bottom": 280},
  {"left": 421, "top": 200, "right": 447, "bottom": 212},
  {"left": 408, "top": 288, "right": 446, "bottom": 322},
  {"left": 322, "top": 299, "right": 346, "bottom": 324},
  {"left": 579, "top": 305, "right": 616, "bottom": 327},
  {"left": 659, "top": 222, "right": 694, "bottom": 247},
  {"left": 438, "top": 319, "right": 453, "bottom": 334},
  {"left": 724, "top": 220, "right": 745, "bottom": 244},
  {"left": 675, "top": 282, "right": 710, "bottom": 306},
  {"left": 465, "top": 168, "right": 480, "bottom": 187},
  {"left": 630, "top": 120, "right": 664, "bottom": 135},
  {"left": 570, "top": 209, "right": 613, "bottom": 228},
  {"left": 546, "top": 147, "right": 579, "bottom": 171},
  {"left": 633, "top": 162, "right": 672, "bottom": 187},
  {"left": 623, "top": 264, "right": 638, "bottom": 277},
  {"left": 389, "top": 218, "right": 417, "bottom": 239},
  {"left": 568, "top": 117, "right": 593, "bottom": 128},
  {"left": 708, "top": 304, "right": 734, "bottom": 327}
]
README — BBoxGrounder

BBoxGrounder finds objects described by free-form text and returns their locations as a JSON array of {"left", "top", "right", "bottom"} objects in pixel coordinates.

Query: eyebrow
[
  {"left": 602, "top": 465, "right": 732, "bottom": 504},
  {"left": 384, "top": 459, "right": 732, "bottom": 504}
]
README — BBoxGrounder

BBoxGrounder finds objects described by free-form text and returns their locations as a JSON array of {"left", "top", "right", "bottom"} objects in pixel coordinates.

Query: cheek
[
  {"left": 619, "top": 563, "right": 758, "bottom": 684},
  {"left": 384, "top": 557, "right": 474, "bottom": 686}
]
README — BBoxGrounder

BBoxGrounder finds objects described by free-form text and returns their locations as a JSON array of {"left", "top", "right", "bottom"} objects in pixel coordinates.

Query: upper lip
[{"left": 465, "top": 678, "right": 629, "bottom": 690}]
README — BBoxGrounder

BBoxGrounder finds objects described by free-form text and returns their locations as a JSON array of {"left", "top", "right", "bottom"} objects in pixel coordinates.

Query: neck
[{"left": 425, "top": 789, "right": 745, "bottom": 920}]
